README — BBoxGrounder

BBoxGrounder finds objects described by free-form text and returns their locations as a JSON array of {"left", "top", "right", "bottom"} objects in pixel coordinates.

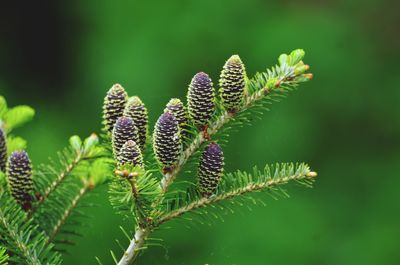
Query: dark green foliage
[
  {"left": 118, "top": 140, "right": 144, "bottom": 168},
  {"left": 153, "top": 112, "right": 182, "bottom": 169},
  {"left": 6, "top": 151, "right": 33, "bottom": 209},
  {"left": 187, "top": 72, "right": 215, "bottom": 129},
  {"left": 198, "top": 142, "right": 224, "bottom": 197},
  {"left": 112, "top": 116, "right": 139, "bottom": 159},
  {"left": 219, "top": 55, "right": 246, "bottom": 112},
  {"left": 0, "top": 128, "right": 6, "bottom": 172},
  {"left": 124, "top": 96, "right": 148, "bottom": 152},
  {"left": 103, "top": 84, "right": 128, "bottom": 133},
  {"left": 0, "top": 190, "right": 62, "bottom": 265}
]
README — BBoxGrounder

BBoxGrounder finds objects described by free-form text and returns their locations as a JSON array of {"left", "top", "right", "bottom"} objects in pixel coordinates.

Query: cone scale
[
  {"left": 117, "top": 140, "right": 144, "bottom": 168},
  {"left": 0, "top": 128, "right": 7, "bottom": 172}
]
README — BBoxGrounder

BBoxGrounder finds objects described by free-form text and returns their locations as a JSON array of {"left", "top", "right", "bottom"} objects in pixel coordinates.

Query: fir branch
[
  {"left": 115, "top": 49, "right": 314, "bottom": 265},
  {"left": 0, "top": 246, "right": 8, "bottom": 265},
  {"left": 0, "top": 191, "right": 61, "bottom": 265},
  {"left": 158, "top": 167, "right": 317, "bottom": 225},
  {"left": 46, "top": 179, "right": 92, "bottom": 245}
]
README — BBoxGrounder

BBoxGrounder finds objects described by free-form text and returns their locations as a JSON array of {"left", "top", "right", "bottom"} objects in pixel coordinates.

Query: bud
[
  {"left": 0, "top": 128, "right": 6, "bottom": 172},
  {"left": 123, "top": 96, "right": 148, "bottom": 152},
  {"left": 118, "top": 140, "right": 144, "bottom": 168},
  {"left": 164, "top": 98, "right": 189, "bottom": 138},
  {"left": 198, "top": 142, "right": 224, "bottom": 197},
  {"left": 103, "top": 84, "right": 128, "bottom": 133},
  {"left": 153, "top": 112, "right": 182, "bottom": 169},
  {"left": 219, "top": 55, "right": 246, "bottom": 113},
  {"left": 112, "top": 117, "right": 139, "bottom": 159},
  {"left": 187, "top": 72, "right": 215, "bottom": 129},
  {"left": 7, "top": 151, "right": 33, "bottom": 209}
]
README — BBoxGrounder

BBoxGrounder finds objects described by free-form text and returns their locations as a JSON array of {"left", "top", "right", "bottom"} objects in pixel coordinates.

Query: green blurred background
[{"left": 1, "top": 0, "right": 399, "bottom": 264}]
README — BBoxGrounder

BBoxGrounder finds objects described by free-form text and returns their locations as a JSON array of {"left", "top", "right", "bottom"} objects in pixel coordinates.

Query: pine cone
[
  {"left": 124, "top": 96, "right": 148, "bottom": 152},
  {"left": 7, "top": 151, "right": 33, "bottom": 209},
  {"left": 198, "top": 142, "right": 224, "bottom": 197},
  {"left": 0, "top": 128, "right": 7, "bottom": 172},
  {"left": 187, "top": 72, "right": 215, "bottom": 129},
  {"left": 164, "top": 98, "right": 189, "bottom": 139},
  {"left": 103, "top": 84, "right": 128, "bottom": 133},
  {"left": 118, "top": 140, "right": 144, "bottom": 168},
  {"left": 112, "top": 117, "right": 139, "bottom": 159},
  {"left": 153, "top": 112, "right": 182, "bottom": 169},
  {"left": 219, "top": 55, "right": 246, "bottom": 113}
]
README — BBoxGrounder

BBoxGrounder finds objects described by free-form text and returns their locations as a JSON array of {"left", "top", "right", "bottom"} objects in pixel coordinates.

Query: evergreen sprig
[{"left": 0, "top": 49, "right": 317, "bottom": 265}]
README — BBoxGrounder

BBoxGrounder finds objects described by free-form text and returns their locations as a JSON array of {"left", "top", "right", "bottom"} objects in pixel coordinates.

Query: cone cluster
[
  {"left": 198, "top": 142, "right": 224, "bottom": 197},
  {"left": 7, "top": 151, "right": 33, "bottom": 208}
]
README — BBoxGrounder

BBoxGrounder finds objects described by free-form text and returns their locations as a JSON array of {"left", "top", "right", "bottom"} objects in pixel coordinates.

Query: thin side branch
[
  {"left": 117, "top": 228, "right": 149, "bottom": 265},
  {"left": 0, "top": 208, "right": 40, "bottom": 265},
  {"left": 46, "top": 180, "right": 91, "bottom": 245},
  {"left": 34, "top": 152, "right": 83, "bottom": 211},
  {"left": 158, "top": 171, "right": 317, "bottom": 225}
]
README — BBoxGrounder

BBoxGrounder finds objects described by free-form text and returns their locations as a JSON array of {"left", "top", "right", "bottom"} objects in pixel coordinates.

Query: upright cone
[
  {"left": 164, "top": 98, "right": 189, "bottom": 139},
  {"left": 112, "top": 117, "right": 139, "bottom": 159},
  {"left": 117, "top": 140, "right": 144, "bottom": 168},
  {"left": 219, "top": 55, "right": 246, "bottom": 113},
  {"left": 0, "top": 128, "right": 7, "bottom": 172},
  {"left": 153, "top": 112, "right": 182, "bottom": 169},
  {"left": 198, "top": 142, "right": 224, "bottom": 197},
  {"left": 103, "top": 84, "right": 128, "bottom": 133},
  {"left": 124, "top": 96, "right": 148, "bottom": 152},
  {"left": 187, "top": 72, "right": 215, "bottom": 129},
  {"left": 7, "top": 151, "right": 33, "bottom": 209}
]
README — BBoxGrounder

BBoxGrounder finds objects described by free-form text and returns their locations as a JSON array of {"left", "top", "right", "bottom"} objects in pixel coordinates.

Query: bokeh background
[{"left": 1, "top": 0, "right": 399, "bottom": 264}]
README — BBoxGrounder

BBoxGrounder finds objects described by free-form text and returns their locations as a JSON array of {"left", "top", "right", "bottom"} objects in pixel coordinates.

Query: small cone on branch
[
  {"left": 164, "top": 98, "right": 189, "bottom": 140},
  {"left": 117, "top": 140, "right": 144, "bottom": 168},
  {"left": 219, "top": 55, "right": 246, "bottom": 113},
  {"left": 7, "top": 151, "right": 33, "bottom": 210},
  {"left": 198, "top": 142, "right": 224, "bottom": 197},
  {"left": 187, "top": 72, "right": 215, "bottom": 129},
  {"left": 153, "top": 112, "right": 182, "bottom": 170},
  {"left": 124, "top": 96, "right": 149, "bottom": 152},
  {"left": 103, "top": 84, "right": 128, "bottom": 133},
  {"left": 112, "top": 117, "right": 139, "bottom": 159},
  {"left": 0, "top": 128, "right": 7, "bottom": 172}
]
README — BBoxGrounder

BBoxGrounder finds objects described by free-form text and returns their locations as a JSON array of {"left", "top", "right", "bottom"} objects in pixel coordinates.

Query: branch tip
[{"left": 306, "top": 171, "right": 317, "bottom": 178}]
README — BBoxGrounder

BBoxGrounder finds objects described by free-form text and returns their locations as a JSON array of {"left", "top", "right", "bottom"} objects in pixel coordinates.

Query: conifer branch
[
  {"left": 46, "top": 179, "right": 92, "bottom": 245},
  {"left": 158, "top": 171, "right": 317, "bottom": 225},
  {"left": 35, "top": 151, "right": 83, "bottom": 210}
]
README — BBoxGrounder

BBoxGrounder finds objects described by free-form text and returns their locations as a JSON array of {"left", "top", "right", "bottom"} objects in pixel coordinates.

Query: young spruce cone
[
  {"left": 124, "top": 96, "right": 149, "bottom": 152},
  {"left": 198, "top": 142, "right": 224, "bottom": 197},
  {"left": 103, "top": 84, "right": 128, "bottom": 133},
  {"left": 0, "top": 128, "right": 7, "bottom": 172},
  {"left": 153, "top": 112, "right": 182, "bottom": 169},
  {"left": 118, "top": 140, "right": 144, "bottom": 168},
  {"left": 187, "top": 72, "right": 215, "bottom": 129},
  {"left": 219, "top": 55, "right": 246, "bottom": 113},
  {"left": 7, "top": 151, "right": 33, "bottom": 209},
  {"left": 164, "top": 98, "right": 189, "bottom": 138},
  {"left": 112, "top": 117, "right": 139, "bottom": 158}
]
